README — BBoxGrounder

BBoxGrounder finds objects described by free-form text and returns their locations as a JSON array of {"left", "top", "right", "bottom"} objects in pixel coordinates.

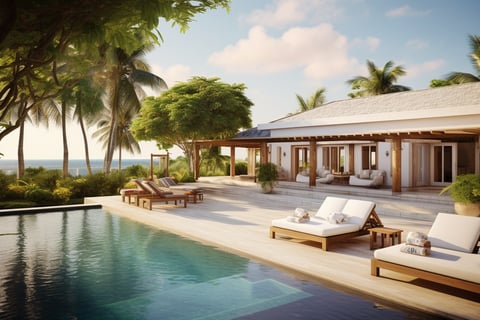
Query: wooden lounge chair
[
  {"left": 158, "top": 177, "right": 204, "bottom": 203},
  {"left": 132, "top": 179, "right": 188, "bottom": 209},
  {"left": 270, "top": 196, "right": 383, "bottom": 251},
  {"left": 371, "top": 213, "right": 480, "bottom": 294}
]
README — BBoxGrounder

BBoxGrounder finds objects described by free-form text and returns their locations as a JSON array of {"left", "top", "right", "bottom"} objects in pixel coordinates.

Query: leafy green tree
[
  {"left": 446, "top": 35, "right": 480, "bottom": 84},
  {"left": 131, "top": 77, "right": 253, "bottom": 171},
  {"left": 0, "top": 0, "right": 230, "bottom": 141},
  {"left": 295, "top": 88, "right": 326, "bottom": 113},
  {"left": 347, "top": 60, "right": 410, "bottom": 98}
]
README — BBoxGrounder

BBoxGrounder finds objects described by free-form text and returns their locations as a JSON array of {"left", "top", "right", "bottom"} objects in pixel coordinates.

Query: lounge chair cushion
[
  {"left": 374, "top": 244, "right": 480, "bottom": 283},
  {"left": 341, "top": 199, "right": 376, "bottom": 226},
  {"left": 427, "top": 213, "right": 480, "bottom": 253},
  {"left": 315, "top": 197, "right": 348, "bottom": 220},
  {"left": 271, "top": 217, "right": 360, "bottom": 237}
]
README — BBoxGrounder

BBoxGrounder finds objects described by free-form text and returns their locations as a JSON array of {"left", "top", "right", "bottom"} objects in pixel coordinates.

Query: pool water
[{"left": 0, "top": 209, "right": 441, "bottom": 319}]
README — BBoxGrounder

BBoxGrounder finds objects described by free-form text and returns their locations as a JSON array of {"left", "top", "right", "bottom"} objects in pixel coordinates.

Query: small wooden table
[
  {"left": 369, "top": 227, "right": 403, "bottom": 250},
  {"left": 333, "top": 173, "right": 351, "bottom": 185}
]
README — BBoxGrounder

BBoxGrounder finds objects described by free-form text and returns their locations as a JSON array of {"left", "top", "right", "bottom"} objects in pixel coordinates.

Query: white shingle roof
[{"left": 264, "top": 82, "right": 480, "bottom": 127}]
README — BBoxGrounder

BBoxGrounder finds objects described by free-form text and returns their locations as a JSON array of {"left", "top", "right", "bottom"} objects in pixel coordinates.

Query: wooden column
[
  {"left": 247, "top": 148, "right": 257, "bottom": 176},
  {"left": 194, "top": 143, "right": 200, "bottom": 180},
  {"left": 230, "top": 146, "right": 236, "bottom": 177},
  {"left": 348, "top": 144, "right": 355, "bottom": 173},
  {"left": 309, "top": 139, "right": 317, "bottom": 186},
  {"left": 260, "top": 142, "right": 268, "bottom": 164},
  {"left": 391, "top": 138, "right": 402, "bottom": 193}
]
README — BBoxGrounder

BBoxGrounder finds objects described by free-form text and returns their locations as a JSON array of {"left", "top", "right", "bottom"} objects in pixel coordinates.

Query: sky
[{"left": 1, "top": 0, "right": 479, "bottom": 160}]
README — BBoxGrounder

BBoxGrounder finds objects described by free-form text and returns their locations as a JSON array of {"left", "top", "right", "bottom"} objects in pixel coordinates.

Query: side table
[{"left": 369, "top": 227, "right": 403, "bottom": 250}]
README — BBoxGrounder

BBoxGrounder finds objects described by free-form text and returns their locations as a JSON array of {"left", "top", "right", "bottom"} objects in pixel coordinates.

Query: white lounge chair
[
  {"left": 371, "top": 213, "right": 480, "bottom": 294},
  {"left": 270, "top": 196, "right": 383, "bottom": 251}
]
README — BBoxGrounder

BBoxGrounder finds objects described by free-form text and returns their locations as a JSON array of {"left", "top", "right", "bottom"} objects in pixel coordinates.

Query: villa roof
[{"left": 257, "top": 82, "right": 480, "bottom": 142}]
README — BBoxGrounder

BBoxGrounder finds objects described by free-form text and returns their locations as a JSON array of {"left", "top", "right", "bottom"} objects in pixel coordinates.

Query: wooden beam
[
  {"left": 230, "top": 146, "right": 235, "bottom": 177},
  {"left": 309, "top": 139, "right": 317, "bottom": 186},
  {"left": 391, "top": 138, "right": 402, "bottom": 192}
]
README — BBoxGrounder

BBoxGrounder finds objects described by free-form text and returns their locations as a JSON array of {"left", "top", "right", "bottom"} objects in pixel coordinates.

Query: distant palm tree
[
  {"left": 446, "top": 34, "right": 480, "bottom": 83},
  {"left": 347, "top": 60, "right": 410, "bottom": 98},
  {"left": 73, "top": 79, "right": 105, "bottom": 175},
  {"left": 295, "top": 88, "right": 326, "bottom": 113},
  {"left": 99, "top": 46, "right": 167, "bottom": 173}
]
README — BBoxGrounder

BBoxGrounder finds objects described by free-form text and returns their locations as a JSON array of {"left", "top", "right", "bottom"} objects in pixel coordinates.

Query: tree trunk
[
  {"left": 17, "top": 122, "right": 25, "bottom": 179},
  {"left": 61, "top": 99, "right": 69, "bottom": 179},
  {"left": 103, "top": 76, "right": 120, "bottom": 174},
  {"left": 77, "top": 99, "right": 92, "bottom": 175}
]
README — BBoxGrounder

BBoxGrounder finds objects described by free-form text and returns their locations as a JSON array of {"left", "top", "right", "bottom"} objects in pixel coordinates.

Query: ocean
[{"left": 0, "top": 159, "right": 151, "bottom": 176}]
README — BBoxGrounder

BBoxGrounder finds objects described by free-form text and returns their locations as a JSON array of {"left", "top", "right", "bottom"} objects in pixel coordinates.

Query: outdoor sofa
[
  {"left": 270, "top": 196, "right": 383, "bottom": 251},
  {"left": 349, "top": 169, "right": 386, "bottom": 188},
  {"left": 371, "top": 212, "right": 480, "bottom": 294},
  {"left": 295, "top": 168, "right": 334, "bottom": 184}
]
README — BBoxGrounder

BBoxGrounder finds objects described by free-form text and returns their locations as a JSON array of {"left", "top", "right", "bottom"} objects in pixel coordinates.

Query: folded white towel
[
  {"left": 400, "top": 244, "right": 431, "bottom": 256},
  {"left": 406, "top": 238, "right": 431, "bottom": 247},
  {"left": 286, "top": 216, "right": 309, "bottom": 223},
  {"left": 327, "top": 212, "right": 348, "bottom": 224},
  {"left": 294, "top": 207, "right": 309, "bottom": 218},
  {"left": 406, "top": 231, "right": 428, "bottom": 242}
]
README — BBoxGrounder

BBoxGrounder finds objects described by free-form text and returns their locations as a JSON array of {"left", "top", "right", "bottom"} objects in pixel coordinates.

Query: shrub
[
  {"left": 123, "top": 164, "right": 148, "bottom": 179},
  {"left": 24, "top": 167, "right": 62, "bottom": 191},
  {"left": 25, "top": 187, "right": 54, "bottom": 204},
  {"left": 53, "top": 186, "right": 72, "bottom": 204},
  {"left": 6, "top": 183, "right": 28, "bottom": 200},
  {"left": 0, "top": 172, "right": 15, "bottom": 200}
]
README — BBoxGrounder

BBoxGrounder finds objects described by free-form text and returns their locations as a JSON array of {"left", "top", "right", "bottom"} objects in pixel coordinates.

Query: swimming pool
[{"left": 0, "top": 209, "right": 441, "bottom": 319}]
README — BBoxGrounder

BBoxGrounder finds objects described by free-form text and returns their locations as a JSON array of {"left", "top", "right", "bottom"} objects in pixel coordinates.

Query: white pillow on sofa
[
  {"left": 359, "top": 169, "right": 370, "bottom": 179},
  {"left": 428, "top": 213, "right": 480, "bottom": 253}
]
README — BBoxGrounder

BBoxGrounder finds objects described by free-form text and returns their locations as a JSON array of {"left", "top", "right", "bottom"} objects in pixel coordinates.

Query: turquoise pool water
[{"left": 0, "top": 209, "right": 441, "bottom": 319}]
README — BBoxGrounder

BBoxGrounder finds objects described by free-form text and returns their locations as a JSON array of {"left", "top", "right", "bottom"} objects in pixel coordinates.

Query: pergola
[{"left": 193, "top": 128, "right": 480, "bottom": 193}]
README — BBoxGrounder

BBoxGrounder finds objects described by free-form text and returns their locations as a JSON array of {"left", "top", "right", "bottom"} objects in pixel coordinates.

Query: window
[
  {"left": 322, "top": 146, "right": 345, "bottom": 172},
  {"left": 361, "top": 145, "right": 376, "bottom": 170}
]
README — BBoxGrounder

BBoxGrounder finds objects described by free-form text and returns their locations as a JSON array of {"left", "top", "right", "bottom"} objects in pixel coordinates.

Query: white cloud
[
  {"left": 208, "top": 24, "right": 357, "bottom": 80},
  {"left": 405, "top": 59, "right": 446, "bottom": 78},
  {"left": 150, "top": 64, "right": 192, "bottom": 87},
  {"left": 351, "top": 36, "right": 381, "bottom": 52},
  {"left": 406, "top": 38, "right": 429, "bottom": 50},
  {"left": 386, "top": 5, "right": 430, "bottom": 17},
  {"left": 244, "top": 0, "right": 343, "bottom": 28}
]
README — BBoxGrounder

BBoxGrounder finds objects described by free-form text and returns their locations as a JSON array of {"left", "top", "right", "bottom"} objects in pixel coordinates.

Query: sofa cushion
[
  {"left": 370, "top": 170, "right": 383, "bottom": 179},
  {"left": 359, "top": 169, "right": 371, "bottom": 179},
  {"left": 428, "top": 213, "right": 480, "bottom": 253}
]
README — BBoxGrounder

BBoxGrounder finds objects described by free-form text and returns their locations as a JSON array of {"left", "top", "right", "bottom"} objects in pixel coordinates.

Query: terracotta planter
[
  {"left": 259, "top": 183, "right": 273, "bottom": 194},
  {"left": 454, "top": 202, "right": 480, "bottom": 217}
]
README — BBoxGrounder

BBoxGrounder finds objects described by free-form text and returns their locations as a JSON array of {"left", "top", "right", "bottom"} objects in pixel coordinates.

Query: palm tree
[
  {"left": 73, "top": 79, "right": 105, "bottom": 175},
  {"left": 93, "top": 99, "right": 141, "bottom": 172},
  {"left": 446, "top": 35, "right": 480, "bottom": 83},
  {"left": 347, "top": 60, "right": 410, "bottom": 98},
  {"left": 13, "top": 99, "right": 61, "bottom": 179},
  {"left": 295, "top": 88, "right": 326, "bottom": 113},
  {"left": 100, "top": 46, "right": 167, "bottom": 173}
]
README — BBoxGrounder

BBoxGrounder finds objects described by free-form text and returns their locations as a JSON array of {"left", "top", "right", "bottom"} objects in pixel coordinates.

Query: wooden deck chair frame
[{"left": 270, "top": 208, "right": 383, "bottom": 251}]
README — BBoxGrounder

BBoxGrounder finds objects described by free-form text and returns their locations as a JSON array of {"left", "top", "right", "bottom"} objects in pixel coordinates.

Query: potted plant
[
  {"left": 256, "top": 162, "right": 278, "bottom": 193},
  {"left": 440, "top": 174, "right": 480, "bottom": 216}
]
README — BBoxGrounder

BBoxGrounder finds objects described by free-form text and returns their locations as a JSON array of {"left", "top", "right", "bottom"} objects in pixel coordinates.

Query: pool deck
[{"left": 85, "top": 177, "right": 479, "bottom": 319}]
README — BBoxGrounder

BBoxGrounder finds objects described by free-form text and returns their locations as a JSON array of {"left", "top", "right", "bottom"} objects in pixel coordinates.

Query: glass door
[{"left": 431, "top": 143, "right": 456, "bottom": 185}]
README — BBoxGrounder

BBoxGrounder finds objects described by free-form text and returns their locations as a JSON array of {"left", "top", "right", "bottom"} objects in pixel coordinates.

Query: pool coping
[{"left": 0, "top": 203, "right": 102, "bottom": 216}]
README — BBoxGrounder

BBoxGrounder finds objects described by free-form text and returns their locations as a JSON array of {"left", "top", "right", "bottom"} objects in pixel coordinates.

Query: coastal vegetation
[{"left": 0, "top": 157, "right": 248, "bottom": 209}]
